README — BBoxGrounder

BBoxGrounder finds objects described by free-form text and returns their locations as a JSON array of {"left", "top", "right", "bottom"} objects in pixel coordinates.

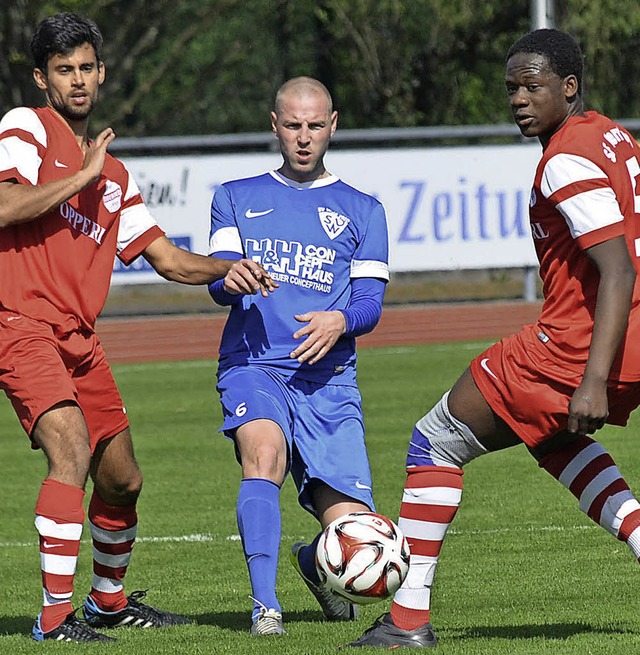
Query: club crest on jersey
[
  {"left": 317, "top": 207, "right": 350, "bottom": 240},
  {"left": 103, "top": 180, "right": 123, "bottom": 213}
]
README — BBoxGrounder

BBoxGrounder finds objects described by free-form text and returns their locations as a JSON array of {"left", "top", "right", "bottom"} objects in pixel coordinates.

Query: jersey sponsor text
[
  {"left": 246, "top": 237, "right": 336, "bottom": 293},
  {"left": 60, "top": 202, "right": 105, "bottom": 245}
]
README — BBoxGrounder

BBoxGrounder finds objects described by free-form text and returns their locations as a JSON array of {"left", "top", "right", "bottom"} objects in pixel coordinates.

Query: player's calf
[{"left": 393, "top": 391, "right": 485, "bottom": 632}]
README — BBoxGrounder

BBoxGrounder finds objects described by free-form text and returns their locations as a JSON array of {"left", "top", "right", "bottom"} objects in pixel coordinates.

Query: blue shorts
[{"left": 216, "top": 365, "right": 375, "bottom": 516}]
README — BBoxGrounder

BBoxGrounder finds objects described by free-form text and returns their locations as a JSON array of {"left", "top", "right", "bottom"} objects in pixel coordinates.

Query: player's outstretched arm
[
  {"left": 0, "top": 127, "right": 115, "bottom": 228},
  {"left": 142, "top": 235, "right": 276, "bottom": 294}
]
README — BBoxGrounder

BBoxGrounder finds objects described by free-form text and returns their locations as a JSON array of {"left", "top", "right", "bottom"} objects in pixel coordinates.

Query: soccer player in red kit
[
  {"left": 0, "top": 12, "right": 273, "bottom": 643},
  {"left": 350, "top": 28, "right": 640, "bottom": 649}
]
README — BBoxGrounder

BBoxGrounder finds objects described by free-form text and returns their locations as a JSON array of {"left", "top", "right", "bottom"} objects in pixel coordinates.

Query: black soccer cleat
[
  {"left": 344, "top": 612, "right": 437, "bottom": 648},
  {"left": 83, "top": 590, "right": 190, "bottom": 629},
  {"left": 32, "top": 610, "right": 116, "bottom": 642}
]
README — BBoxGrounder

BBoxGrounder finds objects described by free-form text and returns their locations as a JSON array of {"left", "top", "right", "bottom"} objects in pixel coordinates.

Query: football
[{"left": 315, "top": 511, "right": 410, "bottom": 605}]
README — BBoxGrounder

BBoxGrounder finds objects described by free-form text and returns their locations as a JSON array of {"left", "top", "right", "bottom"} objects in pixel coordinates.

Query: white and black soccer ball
[{"left": 315, "top": 511, "right": 410, "bottom": 605}]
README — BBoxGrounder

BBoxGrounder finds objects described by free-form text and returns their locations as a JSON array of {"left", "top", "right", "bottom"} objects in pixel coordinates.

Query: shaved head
[
  {"left": 270, "top": 76, "right": 337, "bottom": 182},
  {"left": 274, "top": 76, "right": 333, "bottom": 115}
]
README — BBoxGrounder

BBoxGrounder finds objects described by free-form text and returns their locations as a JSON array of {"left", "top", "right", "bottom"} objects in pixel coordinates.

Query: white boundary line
[{"left": 0, "top": 523, "right": 597, "bottom": 549}]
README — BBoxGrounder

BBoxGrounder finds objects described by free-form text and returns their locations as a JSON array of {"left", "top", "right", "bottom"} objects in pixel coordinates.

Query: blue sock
[
  {"left": 236, "top": 478, "right": 282, "bottom": 618},
  {"left": 297, "top": 532, "right": 323, "bottom": 586}
]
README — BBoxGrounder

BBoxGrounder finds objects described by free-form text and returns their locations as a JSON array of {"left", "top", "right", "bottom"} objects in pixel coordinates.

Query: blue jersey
[{"left": 209, "top": 171, "right": 389, "bottom": 385}]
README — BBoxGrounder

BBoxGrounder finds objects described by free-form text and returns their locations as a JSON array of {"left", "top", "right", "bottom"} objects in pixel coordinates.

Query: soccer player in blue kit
[{"left": 207, "top": 76, "right": 390, "bottom": 635}]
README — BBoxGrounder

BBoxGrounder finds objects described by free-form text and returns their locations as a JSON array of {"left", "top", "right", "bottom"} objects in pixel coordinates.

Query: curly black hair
[
  {"left": 31, "top": 12, "right": 103, "bottom": 72},
  {"left": 507, "top": 28, "right": 583, "bottom": 94}
]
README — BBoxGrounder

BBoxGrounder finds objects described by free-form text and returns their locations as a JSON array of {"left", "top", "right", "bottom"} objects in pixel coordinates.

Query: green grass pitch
[{"left": 1, "top": 341, "right": 640, "bottom": 653}]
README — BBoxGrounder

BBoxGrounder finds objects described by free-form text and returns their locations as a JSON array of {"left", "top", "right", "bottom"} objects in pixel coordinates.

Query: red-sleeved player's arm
[
  {"left": 141, "top": 234, "right": 277, "bottom": 295},
  {"left": 568, "top": 235, "right": 637, "bottom": 435},
  {"left": 0, "top": 127, "right": 115, "bottom": 228}
]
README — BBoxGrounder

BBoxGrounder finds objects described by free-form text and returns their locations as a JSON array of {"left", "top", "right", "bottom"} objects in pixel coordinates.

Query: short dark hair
[
  {"left": 31, "top": 12, "right": 103, "bottom": 71},
  {"left": 507, "top": 28, "right": 583, "bottom": 94}
]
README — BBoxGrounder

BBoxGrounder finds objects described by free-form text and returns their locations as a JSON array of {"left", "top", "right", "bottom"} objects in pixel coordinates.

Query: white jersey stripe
[
  {"left": 209, "top": 226, "right": 243, "bottom": 255},
  {"left": 117, "top": 203, "right": 158, "bottom": 255},
  {"left": 0, "top": 108, "right": 47, "bottom": 185},
  {"left": 0, "top": 107, "right": 47, "bottom": 145},
  {"left": 350, "top": 258, "right": 389, "bottom": 280},
  {"left": 0, "top": 136, "right": 41, "bottom": 185},
  {"left": 541, "top": 152, "right": 607, "bottom": 197},
  {"left": 122, "top": 163, "right": 142, "bottom": 202},
  {"left": 556, "top": 187, "right": 624, "bottom": 239}
]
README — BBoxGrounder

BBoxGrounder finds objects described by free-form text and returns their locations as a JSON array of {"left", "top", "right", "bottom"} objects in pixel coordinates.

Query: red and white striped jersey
[
  {"left": 530, "top": 110, "right": 640, "bottom": 382},
  {"left": 0, "top": 106, "right": 163, "bottom": 334}
]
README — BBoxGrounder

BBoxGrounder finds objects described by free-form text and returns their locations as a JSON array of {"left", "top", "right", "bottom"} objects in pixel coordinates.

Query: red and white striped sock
[
  {"left": 87, "top": 492, "right": 137, "bottom": 612},
  {"left": 35, "top": 478, "right": 85, "bottom": 633},
  {"left": 539, "top": 436, "right": 640, "bottom": 559},
  {"left": 390, "top": 466, "right": 463, "bottom": 630}
]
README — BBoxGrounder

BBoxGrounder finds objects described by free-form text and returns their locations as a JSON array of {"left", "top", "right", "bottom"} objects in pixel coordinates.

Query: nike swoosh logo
[
  {"left": 245, "top": 208, "right": 274, "bottom": 218},
  {"left": 480, "top": 357, "right": 498, "bottom": 380},
  {"left": 355, "top": 481, "right": 372, "bottom": 490},
  {"left": 43, "top": 542, "right": 64, "bottom": 549},
  {"left": 54, "top": 159, "right": 68, "bottom": 168}
]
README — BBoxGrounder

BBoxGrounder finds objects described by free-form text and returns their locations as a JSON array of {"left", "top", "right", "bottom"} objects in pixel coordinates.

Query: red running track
[{"left": 96, "top": 301, "right": 543, "bottom": 364}]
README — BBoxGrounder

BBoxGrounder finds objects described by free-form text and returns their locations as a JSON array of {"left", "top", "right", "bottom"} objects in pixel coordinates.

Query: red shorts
[
  {"left": 0, "top": 309, "right": 129, "bottom": 451},
  {"left": 470, "top": 324, "right": 640, "bottom": 447}
]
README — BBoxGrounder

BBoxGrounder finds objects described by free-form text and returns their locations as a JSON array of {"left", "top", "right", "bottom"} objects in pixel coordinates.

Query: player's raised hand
[
  {"left": 82, "top": 127, "right": 115, "bottom": 183},
  {"left": 223, "top": 259, "right": 278, "bottom": 297},
  {"left": 290, "top": 310, "right": 346, "bottom": 365}
]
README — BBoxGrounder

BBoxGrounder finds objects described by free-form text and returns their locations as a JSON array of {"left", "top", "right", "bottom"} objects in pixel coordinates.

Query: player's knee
[
  {"left": 105, "top": 483, "right": 141, "bottom": 506},
  {"left": 119, "top": 469, "right": 143, "bottom": 503},
  {"left": 406, "top": 391, "right": 488, "bottom": 469},
  {"left": 238, "top": 439, "right": 287, "bottom": 481},
  {"left": 96, "top": 468, "right": 143, "bottom": 506}
]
